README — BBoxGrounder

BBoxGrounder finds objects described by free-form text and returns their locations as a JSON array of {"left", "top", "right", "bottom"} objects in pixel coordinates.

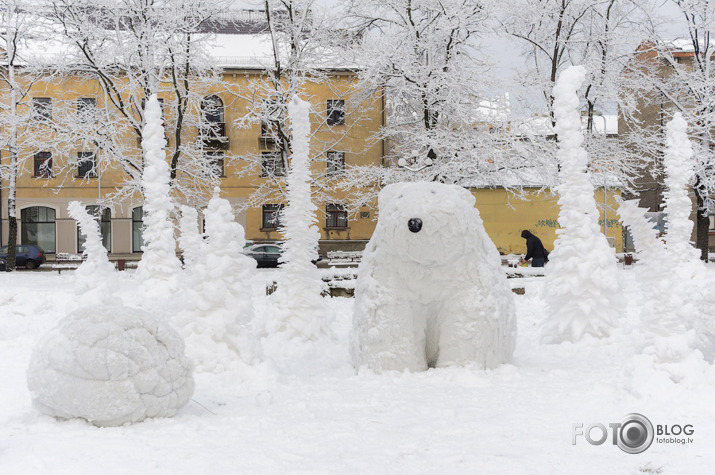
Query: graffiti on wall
[
  {"left": 534, "top": 218, "right": 621, "bottom": 229},
  {"left": 535, "top": 219, "right": 559, "bottom": 228},
  {"left": 598, "top": 218, "right": 621, "bottom": 228}
]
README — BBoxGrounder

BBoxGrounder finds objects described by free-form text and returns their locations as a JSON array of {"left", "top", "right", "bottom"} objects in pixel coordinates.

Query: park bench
[
  {"left": 52, "top": 253, "right": 86, "bottom": 274},
  {"left": 325, "top": 251, "right": 363, "bottom": 266}
]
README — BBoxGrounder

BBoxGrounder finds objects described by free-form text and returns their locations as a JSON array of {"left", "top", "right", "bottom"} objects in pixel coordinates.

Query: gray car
[{"left": 243, "top": 244, "right": 282, "bottom": 268}]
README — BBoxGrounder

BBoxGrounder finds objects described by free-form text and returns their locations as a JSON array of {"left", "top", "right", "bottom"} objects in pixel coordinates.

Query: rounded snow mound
[{"left": 27, "top": 306, "right": 194, "bottom": 427}]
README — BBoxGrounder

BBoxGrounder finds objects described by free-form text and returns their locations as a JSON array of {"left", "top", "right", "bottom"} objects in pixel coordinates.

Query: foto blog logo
[
  {"left": 573, "top": 413, "right": 654, "bottom": 454},
  {"left": 572, "top": 413, "right": 693, "bottom": 454}
]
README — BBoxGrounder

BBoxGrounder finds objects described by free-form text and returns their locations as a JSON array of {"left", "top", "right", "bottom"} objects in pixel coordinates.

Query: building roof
[{"left": 513, "top": 114, "right": 618, "bottom": 137}]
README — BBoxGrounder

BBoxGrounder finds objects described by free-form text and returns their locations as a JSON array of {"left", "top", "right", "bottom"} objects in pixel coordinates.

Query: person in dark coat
[{"left": 520, "top": 230, "right": 549, "bottom": 267}]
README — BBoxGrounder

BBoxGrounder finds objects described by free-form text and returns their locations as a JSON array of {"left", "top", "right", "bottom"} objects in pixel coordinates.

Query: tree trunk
[
  {"left": 7, "top": 215, "right": 17, "bottom": 271},
  {"left": 696, "top": 191, "right": 710, "bottom": 261}
]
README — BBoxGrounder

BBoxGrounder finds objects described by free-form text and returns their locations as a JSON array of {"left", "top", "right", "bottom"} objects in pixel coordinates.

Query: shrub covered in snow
[
  {"left": 351, "top": 182, "right": 516, "bottom": 372},
  {"left": 542, "top": 66, "right": 621, "bottom": 343},
  {"left": 27, "top": 306, "right": 194, "bottom": 427}
]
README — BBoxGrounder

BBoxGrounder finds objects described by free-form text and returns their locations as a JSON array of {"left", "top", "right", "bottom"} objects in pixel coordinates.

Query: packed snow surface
[
  {"left": 351, "top": 182, "right": 516, "bottom": 372},
  {"left": 1, "top": 270, "right": 714, "bottom": 473},
  {"left": 26, "top": 305, "right": 194, "bottom": 427}
]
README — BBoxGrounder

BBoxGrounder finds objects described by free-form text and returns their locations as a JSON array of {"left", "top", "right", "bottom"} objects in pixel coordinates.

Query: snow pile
[
  {"left": 351, "top": 182, "right": 516, "bottom": 372},
  {"left": 135, "top": 94, "right": 182, "bottom": 291},
  {"left": 67, "top": 201, "right": 116, "bottom": 303},
  {"left": 265, "top": 97, "right": 333, "bottom": 342},
  {"left": 542, "top": 65, "right": 621, "bottom": 343},
  {"left": 27, "top": 305, "right": 194, "bottom": 427},
  {"left": 175, "top": 191, "right": 259, "bottom": 372}
]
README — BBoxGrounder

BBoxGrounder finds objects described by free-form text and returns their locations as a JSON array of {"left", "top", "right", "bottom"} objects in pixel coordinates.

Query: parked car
[
  {"left": 0, "top": 258, "right": 6, "bottom": 271},
  {"left": 0, "top": 244, "right": 47, "bottom": 269},
  {"left": 243, "top": 243, "right": 283, "bottom": 268}
]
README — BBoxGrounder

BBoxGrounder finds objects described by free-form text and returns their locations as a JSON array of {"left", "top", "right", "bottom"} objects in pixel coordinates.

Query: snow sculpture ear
[
  {"left": 378, "top": 183, "right": 407, "bottom": 211},
  {"left": 450, "top": 184, "right": 476, "bottom": 207}
]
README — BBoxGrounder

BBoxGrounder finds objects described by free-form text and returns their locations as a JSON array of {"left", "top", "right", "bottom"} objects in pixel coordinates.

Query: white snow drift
[
  {"left": 27, "top": 305, "right": 194, "bottom": 427},
  {"left": 351, "top": 182, "right": 516, "bottom": 372}
]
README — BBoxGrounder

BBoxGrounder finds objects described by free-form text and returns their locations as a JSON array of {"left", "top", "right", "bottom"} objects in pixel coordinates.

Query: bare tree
[
  {"left": 637, "top": 0, "right": 715, "bottom": 260},
  {"left": 504, "top": 0, "right": 654, "bottom": 217},
  {"left": 619, "top": 1, "right": 715, "bottom": 259},
  {"left": 49, "top": 0, "right": 232, "bottom": 206},
  {"left": 343, "top": 0, "right": 518, "bottom": 187},
  {"left": 230, "top": 0, "right": 369, "bottom": 214},
  {"left": 0, "top": 0, "right": 59, "bottom": 270}
]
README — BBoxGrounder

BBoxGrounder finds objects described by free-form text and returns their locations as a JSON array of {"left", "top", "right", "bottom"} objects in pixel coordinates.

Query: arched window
[
  {"left": 77, "top": 205, "right": 111, "bottom": 252},
  {"left": 21, "top": 206, "right": 56, "bottom": 253},
  {"left": 202, "top": 95, "right": 224, "bottom": 123},
  {"left": 132, "top": 206, "right": 144, "bottom": 253}
]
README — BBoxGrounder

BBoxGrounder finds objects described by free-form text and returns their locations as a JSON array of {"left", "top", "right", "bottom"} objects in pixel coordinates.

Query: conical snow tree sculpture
[
  {"left": 617, "top": 113, "right": 712, "bottom": 368},
  {"left": 136, "top": 94, "right": 182, "bottom": 290},
  {"left": 662, "top": 112, "right": 701, "bottom": 270},
  {"left": 266, "top": 97, "right": 333, "bottom": 341},
  {"left": 542, "top": 65, "right": 620, "bottom": 343},
  {"left": 67, "top": 201, "right": 116, "bottom": 303},
  {"left": 176, "top": 191, "right": 258, "bottom": 372}
]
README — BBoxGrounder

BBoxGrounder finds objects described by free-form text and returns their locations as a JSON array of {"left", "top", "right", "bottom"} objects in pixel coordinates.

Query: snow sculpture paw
[
  {"left": 351, "top": 182, "right": 517, "bottom": 372},
  {"left": 27, "top": 306, "right": 194, "bottom": 426}
]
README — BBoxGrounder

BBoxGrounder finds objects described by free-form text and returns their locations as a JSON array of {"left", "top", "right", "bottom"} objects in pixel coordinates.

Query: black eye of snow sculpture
[{"left": 408, "top": 218, "right": 423, "bottom": 233}]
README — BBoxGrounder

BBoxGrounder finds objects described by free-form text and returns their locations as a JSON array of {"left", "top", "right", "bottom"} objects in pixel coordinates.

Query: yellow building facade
[
  {"left": 0, "top": 66, "right": 386, "bottom": 258},
  {"left": 0, "top": 71, "right": 625, "bottom": 262}
]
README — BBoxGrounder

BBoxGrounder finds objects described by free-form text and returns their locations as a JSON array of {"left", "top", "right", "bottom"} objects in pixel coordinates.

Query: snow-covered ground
[{"left": 1, "top": 268, "right": 713, "bottom": 474}]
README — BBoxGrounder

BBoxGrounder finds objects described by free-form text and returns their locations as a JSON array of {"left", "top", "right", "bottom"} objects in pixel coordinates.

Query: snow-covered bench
[
  {"left": 266, "top": 268, "right": 359, "bottom": 297},
  {"left": 52, "top": 253, "right": 86, "bottom": 274},
  {"left": 326, "top": 251, "right": 363, "bottom": 266}
]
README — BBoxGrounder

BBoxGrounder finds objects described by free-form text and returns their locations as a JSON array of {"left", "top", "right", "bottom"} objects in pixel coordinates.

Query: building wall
[
  {"left": 1, "top": 71, "right": 627, "bottom": 258},
  {"left": 472, "top": 187, "right": 624, "bottom": 255},
  {"left": 0, "top": 68, "right": 384, "bottom": 257}
]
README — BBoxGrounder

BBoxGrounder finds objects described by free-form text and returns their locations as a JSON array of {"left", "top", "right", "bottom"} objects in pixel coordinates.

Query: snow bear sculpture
[
  {"left": 27, "top": 306, "right": 194, "bottom": 427},
  {"left": 351, "top": 182, "right": 517, "bottom": 372}
]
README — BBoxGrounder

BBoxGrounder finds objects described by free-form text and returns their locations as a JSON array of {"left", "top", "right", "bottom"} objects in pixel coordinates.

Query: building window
[
  {"left": 77, "top": 205, "right": 111, "bottom": 252},
  {"left": 327, "top": 99, "right": 345, "bottom": 126},
  {"left": 34, "top": 152, "right": 52, "bottom": 178},
  {"left": 77, "top": 151, "right": 97, "bottom": 178},
  {"left": 77, "top": 97, "right": 96, "bottom": 122},
  {"left": 327, "top": 151, "right": 345, "bottom": 175},
  {"left": 261, "top": 152, "right": 285, "bottom": 177},
  {"left": 21, "top": 206, "right": 56, "bottom": 253},
  {"left": 132, "top": 206, "right": 144, "bottom": 253},
  {"left": 202, "top": 95, "right": 224, "bottom": 123},
  {"left": 32, "top": 97, "right": 52, "bottom": 121},
  {"left": 262, "top": 204, "right": 284, "bottom": 229},
  {"left": 205, "top": 151, "right": 225, "bottom": 177},
  {"left": 326, "top": 204, "right": 348, "bottom": 228}
]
